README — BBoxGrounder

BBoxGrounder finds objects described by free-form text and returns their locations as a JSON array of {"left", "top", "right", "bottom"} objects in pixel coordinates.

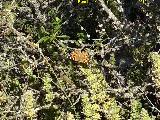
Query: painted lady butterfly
[{"left": 70, "top": 49, "right": 89, "bottom": 64}]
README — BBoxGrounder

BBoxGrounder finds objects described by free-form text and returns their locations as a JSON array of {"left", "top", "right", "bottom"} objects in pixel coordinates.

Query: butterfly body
[{"left": 70, "top": 49, "right": 89, "bottom": 64}]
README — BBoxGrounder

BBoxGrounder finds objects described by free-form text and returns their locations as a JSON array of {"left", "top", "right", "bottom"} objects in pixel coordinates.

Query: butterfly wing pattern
[{"left": 70, "top": 49, "right": 89, "bottom": 64}]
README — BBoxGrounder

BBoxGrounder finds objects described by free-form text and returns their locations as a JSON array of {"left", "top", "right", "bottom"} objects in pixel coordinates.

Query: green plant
[
  {"left": 149, "top": 52, "right": 160, "bottom": 88},
  {"left": 81, "top": 67, "right": 121, "bottom": 119}
]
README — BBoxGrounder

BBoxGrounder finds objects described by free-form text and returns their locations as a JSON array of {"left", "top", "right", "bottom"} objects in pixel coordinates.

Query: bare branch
[{"left": 98, "top": 0, "right": 123, "bottom": 29}]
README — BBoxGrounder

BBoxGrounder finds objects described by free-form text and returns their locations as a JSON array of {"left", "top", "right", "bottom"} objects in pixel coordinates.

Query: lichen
[
  {"left": 21, "top": 90, "right": 36, "bottom": 118},
  {"left": 80, "top": 67, "right": 121, "bottom": 119},
  {"left": 149, "top": 52, "right": 160, "bottom": 88}
]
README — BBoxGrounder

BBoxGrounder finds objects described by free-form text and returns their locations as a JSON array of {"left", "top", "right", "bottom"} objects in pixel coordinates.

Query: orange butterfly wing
[
  {"left": 70, "top": 49, "right": 89, "bottom": 64},
  {"left": 80, "top": 51, "right": 89, "bottom": 64}
]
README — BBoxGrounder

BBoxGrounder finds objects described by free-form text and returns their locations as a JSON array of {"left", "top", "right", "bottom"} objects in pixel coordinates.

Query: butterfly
[{"left": 70, "top": 49, "right": 89, "bottom": 64}]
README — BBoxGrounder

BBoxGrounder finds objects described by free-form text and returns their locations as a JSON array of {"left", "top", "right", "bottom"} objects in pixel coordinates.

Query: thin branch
[
  {"left": 98, "top": 0, "right": 123, "bottom": 29},
  {"left": 145, "top": 94, "right": 160, "bottom": 113},
  {"left": 138, "top": 88, "right": 160, "bottom": 113},
  {"left": 116, "top": 0, "right": 124, "bottom": 13}
]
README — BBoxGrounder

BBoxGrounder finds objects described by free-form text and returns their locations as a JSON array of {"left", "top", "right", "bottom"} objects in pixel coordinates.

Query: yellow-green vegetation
[
  {"left": 66, "top": 111, "right": 75, "bottom": 120},
  {"left": 1, "top": 1, "right": 17, "bottom": 28},
  {"left": 81, "top": 67, "right": 121, "bottom": 119},
  {"left": 21, "top": 90, "right": 36, "bottom": 118},
  {"left": 42, "top": 73, "right": 55, "bottom": 103},
  {"left": 149, "top": 52, "right": 160, "bottom": 88},
  {"left": 141, "top": 108, "right": 155, "bottom": 120},
  {"left": 0, "top": 91, "right": 7, "bottom": 104},
  {"left": 130, "top": 99, "right": 154, "bottom": 120},
  {"left": 1, "top": 0, "right": 160, "bottom": 119},
  {"left": 139, "top": 0, "right": 148, "bottom": 4}
]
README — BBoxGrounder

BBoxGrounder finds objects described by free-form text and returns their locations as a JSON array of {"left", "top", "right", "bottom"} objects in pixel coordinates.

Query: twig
[
  {"left": 71, "top": 94, "right": 81, "bottom": 108},
  {"left": 98, "top": 0, "right": 123, "bottom": 29},
  {"left": 138, "top": 88, "right": 160, "bottom": 113},
  {"left": 145, "top": 94, "right": 160, "bottom": 113},
  {"left": 116, "top": 0, "right": 124, "bottom": 12}
]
